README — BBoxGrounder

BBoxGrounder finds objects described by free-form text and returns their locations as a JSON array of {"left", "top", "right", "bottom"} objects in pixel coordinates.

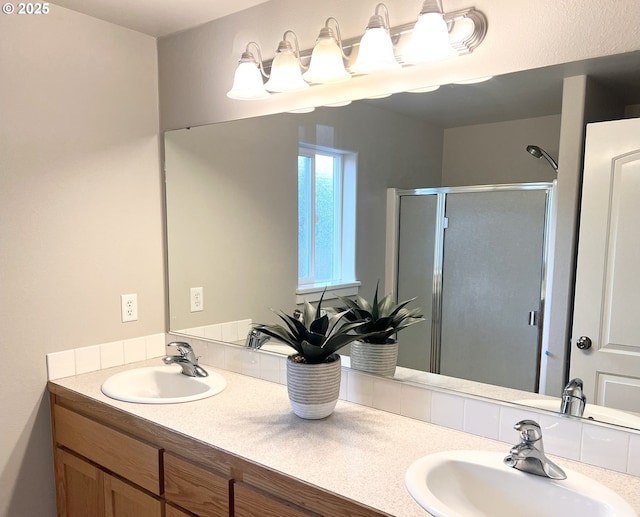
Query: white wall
[{"left": 0, "top": 7, "right": 162, "bottom": 516}]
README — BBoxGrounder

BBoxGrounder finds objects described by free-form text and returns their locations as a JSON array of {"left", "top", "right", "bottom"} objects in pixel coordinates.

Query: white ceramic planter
[
  {"left": 350, "top": 341, "right": 398, "bottom": 377},
  {"left": 286, "top": 354, "right": 341, "bottom": 419}
]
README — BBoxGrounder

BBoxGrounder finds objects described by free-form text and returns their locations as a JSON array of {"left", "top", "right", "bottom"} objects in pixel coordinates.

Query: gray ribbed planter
[
  {"left": 286, "top": 354, "right": 341, "bottom": 419},
  {"left": 350, "top": 341, "right": 398, "bottom": 377}
]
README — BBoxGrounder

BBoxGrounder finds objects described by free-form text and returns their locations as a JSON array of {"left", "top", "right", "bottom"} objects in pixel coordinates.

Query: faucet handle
[
  {"left": 166, "top": 342, "right": 197, "bottom": 361},
  {"left": 514, "top": 420, "right": 542, "bottom": 444}
]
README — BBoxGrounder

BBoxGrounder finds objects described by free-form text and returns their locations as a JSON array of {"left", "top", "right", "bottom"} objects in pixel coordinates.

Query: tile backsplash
[
  {"left": 46, "top": 333, "right": 165, "bottom": 380},
  {"left": 46, "top": 332, "right": 640, "bottom": 478}
]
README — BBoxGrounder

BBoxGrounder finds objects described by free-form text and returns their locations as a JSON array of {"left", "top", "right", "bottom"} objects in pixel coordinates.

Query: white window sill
[{"left": 296, "top": 281, "right": 360, "bottom": 304}]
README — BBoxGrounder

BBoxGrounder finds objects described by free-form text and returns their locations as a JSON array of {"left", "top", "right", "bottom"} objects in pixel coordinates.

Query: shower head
[{"left": 526, "top": 145, "right": 558, "bottom": 171}]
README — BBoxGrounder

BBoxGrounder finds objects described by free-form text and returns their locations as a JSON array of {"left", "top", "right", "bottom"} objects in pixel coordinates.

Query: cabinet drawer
[
  {"left": 54, "top": 405, "right": 161, "bottom": 495},
  {"left": 234, "top": 482, "right": 316, "bottom": 517},
  {"left": 164, "top": 452, "right": 232, "bottom": 516}
]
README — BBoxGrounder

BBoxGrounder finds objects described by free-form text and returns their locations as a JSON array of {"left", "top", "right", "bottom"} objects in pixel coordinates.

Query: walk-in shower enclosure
[{"left": 388, "top": 183, "right": 555, "bottom": 393}]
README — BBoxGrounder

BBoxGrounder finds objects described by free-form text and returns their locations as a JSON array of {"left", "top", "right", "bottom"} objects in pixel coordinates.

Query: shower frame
[{"left": 385, "top": 181, "right": 556, "bottom": 393}]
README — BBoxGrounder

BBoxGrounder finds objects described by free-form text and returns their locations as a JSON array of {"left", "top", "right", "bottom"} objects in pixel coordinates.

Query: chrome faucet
[
  {"left": 163, "top": 342, "right": 208, "bottom": 377},
  {"left": 560, "top": 378, "right": 586, "bottom": 417},
  {"left": 504, "top": 420, "right": 566, "bottom": 480},
  {"left": 245, "top": 328, "right": 271, "bottom": 350}
]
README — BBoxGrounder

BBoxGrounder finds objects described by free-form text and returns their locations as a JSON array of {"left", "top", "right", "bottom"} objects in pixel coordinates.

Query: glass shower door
[
  {"left": 439, "top": 189, "right": 548, "bottom": 391},
  {"left": 396, "top": 194, "right": 438, "bottom": 372}
]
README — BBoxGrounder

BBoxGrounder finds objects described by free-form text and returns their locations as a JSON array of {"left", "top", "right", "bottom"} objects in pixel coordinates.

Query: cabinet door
[
  {"left": 234, "top": 482, "right": 316, "bottom": 517},
  {"left": 164, "top": 452, "right": 232, "bottom": 516},
  {"left": 55, "top": 448, "right": 104, "bottom": 517},
  {"left": 104, "top": 474, "right": 162, "bottom": 517}
]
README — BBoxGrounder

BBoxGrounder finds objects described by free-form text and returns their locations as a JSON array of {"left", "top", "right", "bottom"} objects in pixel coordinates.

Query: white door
[{"left": 570, "top": 117, "right": 640, "bottom": 414}]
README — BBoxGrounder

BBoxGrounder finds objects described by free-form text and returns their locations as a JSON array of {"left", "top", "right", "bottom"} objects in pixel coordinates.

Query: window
[{"left": 297, "top": 144, "right": 358, "bottom": 301}]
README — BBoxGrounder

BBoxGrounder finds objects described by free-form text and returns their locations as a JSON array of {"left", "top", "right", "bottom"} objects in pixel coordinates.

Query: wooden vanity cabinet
[
  {"left": 55, "top": 448, "right": 161, "bottom": 517},
  {"left": 49, "top": 385, "right": 388, "bottom": 517},
  {"left": 233, "top": 482, "right": 316, "bottom": 517}
]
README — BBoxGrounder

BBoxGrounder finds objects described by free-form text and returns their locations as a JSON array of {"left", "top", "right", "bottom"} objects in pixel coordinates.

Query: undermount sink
[
  {"left": 405, "top": 450, "right": 636, "bottom": 517},
  {"left": 516, "top": 398, "right": 640, "bottom": 428},
  {"left": 101, "top": 365, "right": 226, "bottom": 404}
]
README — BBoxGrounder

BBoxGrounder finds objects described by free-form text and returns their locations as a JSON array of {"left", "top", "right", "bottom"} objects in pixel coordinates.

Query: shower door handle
[{"left": 528, "top": 311, "right": 538, "bottom": 326}]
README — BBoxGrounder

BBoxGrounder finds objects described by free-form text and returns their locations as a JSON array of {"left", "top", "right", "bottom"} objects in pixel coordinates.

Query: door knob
[{"left": 576, "top": 336, "right": 592, "bottom": 350}]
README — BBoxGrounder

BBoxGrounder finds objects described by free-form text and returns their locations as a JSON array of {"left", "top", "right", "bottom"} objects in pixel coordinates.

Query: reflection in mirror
[{"left": 165, "top": 52, "right": 640, "bottom": 430}]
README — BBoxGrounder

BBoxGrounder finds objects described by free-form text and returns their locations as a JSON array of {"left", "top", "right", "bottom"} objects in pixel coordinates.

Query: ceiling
[{"left": 52, "top": 0, "right": 270, "bottom": 37}]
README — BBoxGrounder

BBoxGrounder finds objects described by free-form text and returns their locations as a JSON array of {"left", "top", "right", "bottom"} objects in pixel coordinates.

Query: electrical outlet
[
  {"left": 190, "top": 287, "right": 204, "bottom": 312},
  {"left": 121, "top": 293, "right": 138, "bottom": 322}
]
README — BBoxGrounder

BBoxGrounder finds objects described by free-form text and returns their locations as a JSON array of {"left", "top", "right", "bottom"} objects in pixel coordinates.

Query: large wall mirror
[{"left": 165, "top": 51, "right": 640, "bottom": 430}]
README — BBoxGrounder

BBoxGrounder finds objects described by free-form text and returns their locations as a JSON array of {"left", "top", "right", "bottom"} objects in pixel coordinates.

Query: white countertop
[{"left": 50, "top": 360, "right": 640, "bottom": 516}]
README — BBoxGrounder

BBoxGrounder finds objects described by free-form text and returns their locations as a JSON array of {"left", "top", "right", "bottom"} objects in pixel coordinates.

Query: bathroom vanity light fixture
[
  {"left": 351, "top": 3, "right": 400, "bottom": 75},
  {"left": 264, "top": 31, "right": 309, "bottom": 92},
  {"left": 227, "top": 1, "right": 487, "bottom": 100},
  {"left": 303, "top": 17, "right": 352, "bottom": 84},
  {"left": 404, "top": 0, "right": 457, "bottom": 63},
  {"left": 226, "top": 42, "right": 270, "bottom": 100}
]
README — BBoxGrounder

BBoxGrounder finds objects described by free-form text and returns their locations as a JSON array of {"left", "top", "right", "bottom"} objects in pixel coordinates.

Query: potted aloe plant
[
  {"left": 333, "top": 284, "right": 425, "bottom": 377},
  {"left": 253, "top": 294, "right": 367, "bottom": 419}
]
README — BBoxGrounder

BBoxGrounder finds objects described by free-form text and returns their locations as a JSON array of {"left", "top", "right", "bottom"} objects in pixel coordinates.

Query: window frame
[{"left": 296, "top": 143, "right": 359, "bottom": 302}]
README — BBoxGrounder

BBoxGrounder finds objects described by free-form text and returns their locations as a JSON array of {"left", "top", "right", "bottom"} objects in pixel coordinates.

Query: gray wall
[
  {"left": 442, "top": 115, "right": 561, "bottom": 186},
  {"left": 0, "top": 6, "right": 162, "bottom": 516}
]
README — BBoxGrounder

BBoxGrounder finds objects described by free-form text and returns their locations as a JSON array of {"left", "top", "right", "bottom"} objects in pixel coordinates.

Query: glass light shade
[
  {"left": 226, "top": 61, "right": 270, "bottom": 100},
  {"left": 303, "top": 35, "right": 351, "bottom": 84},
  {"left": 405, "top": 12, "right": 457, "bottom": 64},
  {"left": 351, "top": 27, "right": 400, "bottom": 75},
  {"left": 264, "top": 50, "right": 309, "bottom": 92}
]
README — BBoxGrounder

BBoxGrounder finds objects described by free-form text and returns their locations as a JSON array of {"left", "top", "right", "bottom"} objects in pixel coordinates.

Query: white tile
[
  {"left": 499, "top": 406, "right": 540, "bottom": 444},
  {"left": 207, "top": 342, "right": 226, "bottom": 367},
  {"left": 224, "top": 345, "right": 243, "bottom": 373},
  {"left": 463, "top": 399, "right": 500, "bottom": 440},
  {"left": 204, "top": 324, "right": 222, "bottom": 341},
  {"left": 539, "top": 414, "right": 583, "bottom": 460},
  {"left": 259, "top": 353, "right": 280, "bottom": 383},
  {"left": 237, "top": 319, "right": 252, "bottom": 339},
  {"left": 347, "top": 370, "right": 374, "bottom": 406},
  {"left": 372, "top": 377, "right": 402, "bottom": 415},
  {"left": 339, "top": 368, "right": 349, "bottom": 400},
  {"left": 74, "top": 345, "right": 101, "bottom": 374},
  {"left": 46, "top": 350, "right": 76, "bottom": 380},
  {"left": 123, "top": 337, "right": 146, "bottom": 364},
  {"left": 400, "top": 384, "right": 432, "bottom": 422},
  {"left": 183, "top": 326, "right": 205, "bottom": 337},
  {"left": 100, "top": 341, "right": 124, "bottom": 369},
  {"left": 627, "top": 433, "right": 640, "bottom": 476},
  {"left": 145, "top": 333, "right": 166, "bottom": 358},
  {"left": 581, "top": 423, "right": 630, "bottom": 472},
  {"left": 279, "top": 357, "right": 288, "bottom": 385},
  {"left": 430, "top": 392, "right": 464, "bottom": 431},
  {"left": 221, "top": 321, "right": 239, "bottom": 342},
  {"left": 189, "top": 339, "right": 209, "bottom": 365},
  {"left": 242, "top": 349, "right": 261, "bottom": 378}
]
